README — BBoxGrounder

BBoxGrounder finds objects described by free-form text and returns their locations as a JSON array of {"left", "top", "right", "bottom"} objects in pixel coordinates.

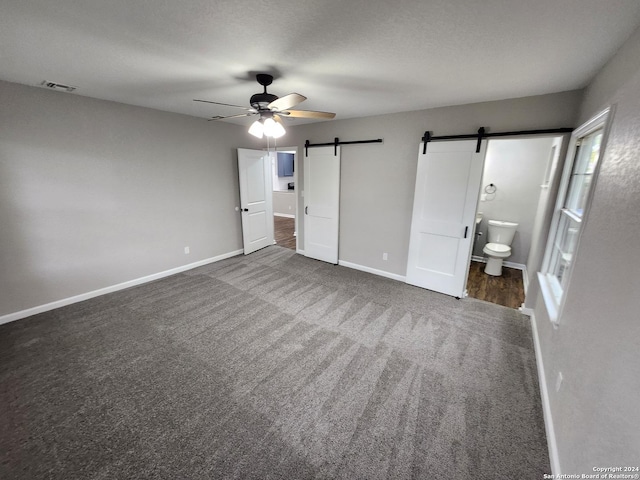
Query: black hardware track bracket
[
  {"left": 475, "top": 127, "right": 485, "bottom": 153},
  {"left": 420, "top": 126, "right": 574, "bottom": 154},
  {"left": 421, "top": 131, "right": 431, "bottom": 154},
  {"left": 304, "top": 137, "right": 383, "bottom": 156}
]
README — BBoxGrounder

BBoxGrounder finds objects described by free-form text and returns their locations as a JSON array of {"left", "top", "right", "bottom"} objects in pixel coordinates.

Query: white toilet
[{"left": 483, "top": 220, "right": 519, "bottom": 276}]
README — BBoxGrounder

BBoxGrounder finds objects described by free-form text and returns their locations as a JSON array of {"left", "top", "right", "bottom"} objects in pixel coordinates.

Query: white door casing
[
  {"left": 304, "top": 146, "right": 341, "bottom": 264},
  {"left": 238, "top": 148, "right": 274, "bottom": 255},
  {"left": 406, "top": 140, "right": 486, "bottom": 297}
]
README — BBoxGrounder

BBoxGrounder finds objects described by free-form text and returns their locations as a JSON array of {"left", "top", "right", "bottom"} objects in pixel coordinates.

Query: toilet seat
[{"left": 483, "top": 242, "right": 511, "bottom": 258}]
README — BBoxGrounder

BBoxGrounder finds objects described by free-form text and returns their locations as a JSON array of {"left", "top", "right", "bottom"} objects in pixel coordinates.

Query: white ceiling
[{"left": 2, "top": 0, "right": 640, "bottom": 125}]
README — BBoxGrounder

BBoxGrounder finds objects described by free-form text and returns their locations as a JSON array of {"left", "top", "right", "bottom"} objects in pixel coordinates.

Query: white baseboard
[
  {"left": 273, "top": 213, "right": 295, "bottom": 218},
  {"left": 293, "top": 253, "right": 405, "bottom": 283},
  {"left": 0, "top": 249, "right": 244, "bottom": 326},
  {"left": 530, "top": 312, "right": 561, "bottom": 475},
  {"left": 471, "top": 255, "right": 526, "bottom": 271},
  {"left": 338, "top": 260, "right": 406, "bottom": 282},
  {"left": 504, "top": 260, "right": 526, "bottom": 270},
  {"left": 519, "top": 304, "right": 534, "bottom": 316}
]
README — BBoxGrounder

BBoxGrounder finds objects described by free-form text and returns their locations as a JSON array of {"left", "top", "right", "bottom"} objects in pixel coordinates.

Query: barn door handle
[
  {"left": 464, "top": 226, "right": 469, "bottom": 238},
  {"left": 305, "top": 206, "right": 308, "bottom": 215}
]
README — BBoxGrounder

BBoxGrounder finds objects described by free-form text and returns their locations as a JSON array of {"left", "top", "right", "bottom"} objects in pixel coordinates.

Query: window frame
[{"left": 538, "top": 107, "right": 613, "bottom": 325}]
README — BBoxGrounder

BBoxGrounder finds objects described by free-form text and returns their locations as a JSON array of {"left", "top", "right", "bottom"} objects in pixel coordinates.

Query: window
[{"left": 539, "top": 108, "right": 611, "bottom": 324}]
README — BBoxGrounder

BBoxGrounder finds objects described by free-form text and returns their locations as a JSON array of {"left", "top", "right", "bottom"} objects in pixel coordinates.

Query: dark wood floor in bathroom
[
  {"left": 466, "top": 261, "right": 525, "bottom": 309},
  {"left": 274, "top": 216, "right": 296, "bottom": 250}
]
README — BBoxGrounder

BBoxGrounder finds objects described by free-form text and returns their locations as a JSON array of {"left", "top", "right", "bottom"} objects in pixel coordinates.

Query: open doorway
[
  {"left": 466, "top": 135, "right": 564, "bottom": 308},
  {"left": 270, "top": 147, "right": 298, "bottom": 250}
]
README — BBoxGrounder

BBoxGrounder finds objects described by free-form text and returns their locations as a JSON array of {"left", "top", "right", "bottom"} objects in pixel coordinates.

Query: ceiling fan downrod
[{"left": 250, "top": 74, "right": 278, "bottom": 109}]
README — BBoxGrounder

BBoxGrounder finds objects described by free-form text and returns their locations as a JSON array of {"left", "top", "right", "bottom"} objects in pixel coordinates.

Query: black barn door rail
[
  {"left": 305, "top": 137, "right": 383, "bottom": 156},
  {"left": 421, "top": 127, "right": 574, "bottom": 154}
]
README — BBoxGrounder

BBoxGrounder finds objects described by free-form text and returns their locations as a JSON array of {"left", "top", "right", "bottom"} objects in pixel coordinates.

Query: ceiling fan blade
[
  {"left": 268, "top": 93, "right": 306, "bottom": 112},
  {"left": 194, "top": 99, "right": 253, "bottom": 111},
  {"left": 207, "top": 113, "right": 255, "bottom": 121},
  {"left": 281, "top": 109, "right": 336, "bottom": 119}
]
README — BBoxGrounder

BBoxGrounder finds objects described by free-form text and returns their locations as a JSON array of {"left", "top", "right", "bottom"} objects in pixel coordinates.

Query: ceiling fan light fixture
[
  {"left": 263, "top": 117, "right": 276, "bottom": 135},
  {"left": 272, "top": 121, "right": 286, "bottom": 138},
  {"left": 248, "top": 116, "right": 286, "bottom": 139},
  {"left": 263, "top": 117, "right": 286, "bottom": 138},
  {"left": 248, "top": 119, "right": 264, "bottom": 138}
]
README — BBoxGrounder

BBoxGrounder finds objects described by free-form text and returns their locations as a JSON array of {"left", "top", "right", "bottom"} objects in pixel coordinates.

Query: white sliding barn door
[
  {"left": 237, "top": 148, "right": 274, "bottom": 255},
  {"left": 406, "top": 140, "right": 486, "bottom": 297},
  {"left": 304, "top": 146, "right": 341, "bottom": 264}
]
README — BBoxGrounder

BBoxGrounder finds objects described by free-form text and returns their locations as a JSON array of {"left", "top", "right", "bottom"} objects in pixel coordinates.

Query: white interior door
[
  {"left": 238, "top": 148, "right": 274, "bottom": 255},
  {"left": 406, "top": 140, "right": 486, "bottom": 297},
  {"left": 304, "top": 146, "right": 341, "bottom": 264}
]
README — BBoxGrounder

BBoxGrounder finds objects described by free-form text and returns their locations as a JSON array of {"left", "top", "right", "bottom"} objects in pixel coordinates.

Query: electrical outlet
[
  {"left": 555, "top": 372, "right": 563, "bottom": 392},
  {"left": 184, "top": 246, "right": 190, "bottom": 254},
  {"left": 383, "top": 252, "right": 388, "bottom": 261}
]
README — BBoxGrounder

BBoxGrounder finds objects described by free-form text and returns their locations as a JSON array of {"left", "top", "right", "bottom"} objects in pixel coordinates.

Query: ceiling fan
[{"left": 194, "top": 74, "right": 336, "bottom": 138}]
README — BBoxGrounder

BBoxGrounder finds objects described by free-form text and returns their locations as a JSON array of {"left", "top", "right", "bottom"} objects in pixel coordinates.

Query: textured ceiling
[{"left": 2, "top": 0, "right": 640, "bottom": 125}]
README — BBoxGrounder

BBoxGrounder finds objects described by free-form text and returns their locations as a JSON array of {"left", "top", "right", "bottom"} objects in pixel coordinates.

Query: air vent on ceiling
[{"left": 40, "top": 80, "right": 77, "bottom": 93}]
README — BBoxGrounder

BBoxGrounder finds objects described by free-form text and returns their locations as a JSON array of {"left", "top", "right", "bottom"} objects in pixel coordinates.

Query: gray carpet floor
[{"left": 0, "top": 246, "right": 550, "bottom": 479}]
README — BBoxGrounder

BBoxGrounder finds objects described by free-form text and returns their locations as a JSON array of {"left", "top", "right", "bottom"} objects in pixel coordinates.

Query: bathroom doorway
[{"left": 466, "top": 135, "right": 565, "bottom": 308}]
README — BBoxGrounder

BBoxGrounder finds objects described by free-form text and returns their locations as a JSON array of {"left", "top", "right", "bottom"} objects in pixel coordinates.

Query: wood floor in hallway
[
  {"left": 274, "top": 216, "right": 296, "bottom": 250},
  {"left": 466, "top": 260, "right": 525, "bottom": 309}
]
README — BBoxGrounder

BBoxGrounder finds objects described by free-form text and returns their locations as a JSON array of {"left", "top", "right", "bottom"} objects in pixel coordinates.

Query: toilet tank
[{"left": 487, "top": 220, "right": 518, "bottom": 245}]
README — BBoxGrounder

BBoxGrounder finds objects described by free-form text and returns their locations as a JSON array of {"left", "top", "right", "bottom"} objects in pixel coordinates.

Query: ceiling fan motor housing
[{"left": 250, "top": 92, "right": 278, "bottom": 110}]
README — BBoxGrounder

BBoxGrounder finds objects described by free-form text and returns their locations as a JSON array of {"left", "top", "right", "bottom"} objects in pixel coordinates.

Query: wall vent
[{"left": 40, "top": 80, "right": 77, "bottom": 93}]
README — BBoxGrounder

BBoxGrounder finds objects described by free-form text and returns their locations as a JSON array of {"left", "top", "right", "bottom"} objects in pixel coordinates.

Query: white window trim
[{"left": 538, "top": 106, "right": 614, "bottom": 326}]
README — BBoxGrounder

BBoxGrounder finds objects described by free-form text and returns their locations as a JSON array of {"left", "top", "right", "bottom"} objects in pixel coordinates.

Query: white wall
[
  {"left": 287, "top": 90, "right": 582, "bottom": 276},
  {"left": 474, "top": 137, "right": 558, "bottom": 265},
  {"left": 0, "top": 80, "right": 250, "bottom": 318},
  {"left": 529, "top": 25, "right": 640, "bottom": 473},
  {"left": 273, "top": 191, "right": 295, "bottom": 217}
]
